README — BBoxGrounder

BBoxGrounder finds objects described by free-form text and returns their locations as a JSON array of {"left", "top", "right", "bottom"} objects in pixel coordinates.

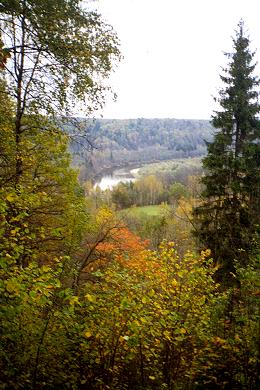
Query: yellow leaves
[
  {"left": 201, "top": 249, "right": 211, "bottom": 259},
  {"left": 133, "top": 319, "right": 141, "bottom": 327},
  {"left": 212, "top": 336, "right": 226, "bottom": 346},
  {"left": 235, "top": 334, "right": 242, "bottom": 342},
  {"left": 85, "top": 293, "right": 96, "bottom": 303},
  {"left": 171, "top": 279, "right": 178, "bottom": 287},
  {"left": 84, "top": 330, "right": 92, "bottom": 338},
  {"left": 96, "top": 206, "right": 114, "bottom": 226},
  {"left": 148, "top": 288, "right": 155, "bottom": 297},
  {"left": 6, "top": 193, "right": 16, "bottom": 202},
  {"left": 163, "top": 330, "right": 171, "bottom": 340},
  {"left": 41, "top": 265, "right": 51, "bottom": 273},
  {"left": 119, "top": 335, "right": 129, "bottom": 343},
  {"left": 77, "top": 239, "right": 219, "bottom": 385},
  {"left": 5, "top": 279, "right": 20, "bottom": 295},
  {"left": 69, "top": 296, "right": 80, "bottom": 306},
  {"left": 153, "top": 301, "right": 161, "bottom": 310}
]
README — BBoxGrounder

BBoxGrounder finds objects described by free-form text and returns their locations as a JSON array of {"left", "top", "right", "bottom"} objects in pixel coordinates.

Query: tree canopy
[
  {"left": 0, "top": 0, "right": 121, "bottom": 117},
  {"left": 193, "top": 21, "right": 260, "bottom": 284}
]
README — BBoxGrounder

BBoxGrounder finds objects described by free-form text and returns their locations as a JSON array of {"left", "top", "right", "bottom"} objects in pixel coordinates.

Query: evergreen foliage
[{"left": 193, "top": 21, "right": 260, "bottom": 283}]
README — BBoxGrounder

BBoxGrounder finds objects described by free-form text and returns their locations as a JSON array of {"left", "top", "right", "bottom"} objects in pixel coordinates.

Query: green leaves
[
  {"left": 1, "top": 231, "right": 258, "bottom": 388},
  {"left": 71, "top": 243, "right": 218, "bottom": 388},
  {"left": 1, "top": 0, "right": 121, "bottom": 117}
]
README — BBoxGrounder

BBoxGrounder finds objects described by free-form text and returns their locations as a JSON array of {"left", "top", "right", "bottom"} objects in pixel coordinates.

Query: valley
[{"left": 70, "top": 117, "right": 212, "bottom": 181}]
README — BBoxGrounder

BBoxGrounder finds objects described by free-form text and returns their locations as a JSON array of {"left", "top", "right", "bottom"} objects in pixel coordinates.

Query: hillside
[{"left": 69, "top": 118, "right": 214, "bottom": 180}]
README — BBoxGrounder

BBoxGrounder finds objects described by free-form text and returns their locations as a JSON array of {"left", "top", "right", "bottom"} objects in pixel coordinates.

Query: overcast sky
[{"left": 93, "top": 0, "right": 260, "bottom": 120}]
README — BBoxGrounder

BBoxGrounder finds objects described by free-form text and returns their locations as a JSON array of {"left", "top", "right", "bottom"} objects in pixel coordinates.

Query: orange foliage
[{"left": 96, "top": 226, "right": 150, "bottom": 271}]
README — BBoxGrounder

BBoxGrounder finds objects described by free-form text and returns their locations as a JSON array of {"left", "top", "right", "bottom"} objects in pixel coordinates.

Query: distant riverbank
[
  {"left": 94, "top": 157, "right": 202, "bottom": 191},
  {"left": 94, "top": 166, "right": 140, "bottom": 190}
]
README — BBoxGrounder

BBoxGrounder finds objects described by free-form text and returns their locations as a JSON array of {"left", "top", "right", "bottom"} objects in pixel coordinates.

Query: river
[{"left": 94, "top": 167, "right": 140, "bottom": 191}]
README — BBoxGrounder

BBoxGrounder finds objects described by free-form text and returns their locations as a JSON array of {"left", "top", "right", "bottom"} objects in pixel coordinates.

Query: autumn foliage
[{"left": 0, "top": 12, "right": 259, "bottom": 390}]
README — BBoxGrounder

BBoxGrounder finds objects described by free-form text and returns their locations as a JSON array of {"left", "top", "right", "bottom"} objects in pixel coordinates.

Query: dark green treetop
[{"left": 193, "top": 21, "right": 260, "bottom": 284}]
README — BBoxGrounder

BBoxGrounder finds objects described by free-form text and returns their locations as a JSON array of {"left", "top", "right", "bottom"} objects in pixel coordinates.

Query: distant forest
[{"left": 69, "top": 118, "right": 214, "bottom": 179}]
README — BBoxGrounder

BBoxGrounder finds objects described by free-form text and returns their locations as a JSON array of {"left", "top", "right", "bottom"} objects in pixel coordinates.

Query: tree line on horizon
[{"left": 69, "top": 117, "right": 213, "bottom": 181}]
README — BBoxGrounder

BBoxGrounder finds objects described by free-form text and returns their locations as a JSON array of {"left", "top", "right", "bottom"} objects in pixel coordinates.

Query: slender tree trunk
[
  {"left": 14, "top": 9, "right": 26, "bottom": 185},
  {"left": 32, "top": 316, "right": 50, "bottom": 390}
]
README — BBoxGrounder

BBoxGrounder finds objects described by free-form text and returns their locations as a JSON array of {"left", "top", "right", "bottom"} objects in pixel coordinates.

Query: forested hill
[{"left": 70, "top": 118, "right": 214, "bottom": 179}]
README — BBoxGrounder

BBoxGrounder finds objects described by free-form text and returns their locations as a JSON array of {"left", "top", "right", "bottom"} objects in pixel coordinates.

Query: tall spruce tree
[{"left": 193, "top": 21, "right": 260, "bottom": 284}]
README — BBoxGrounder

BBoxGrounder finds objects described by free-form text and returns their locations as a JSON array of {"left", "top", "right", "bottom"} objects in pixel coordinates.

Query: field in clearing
[{"left": 121, "top": 204, "right": 169, "bottom": 218}]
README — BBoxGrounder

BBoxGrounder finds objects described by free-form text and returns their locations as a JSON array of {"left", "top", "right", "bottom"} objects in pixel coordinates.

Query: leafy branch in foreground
[{"left": 0, "top": 0, "right": 121, "bottom": 182}]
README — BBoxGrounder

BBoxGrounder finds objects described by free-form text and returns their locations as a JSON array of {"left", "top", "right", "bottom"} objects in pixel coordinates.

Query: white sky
[{"left": 93, "top": 0, "right": 260, "bottom": 120}]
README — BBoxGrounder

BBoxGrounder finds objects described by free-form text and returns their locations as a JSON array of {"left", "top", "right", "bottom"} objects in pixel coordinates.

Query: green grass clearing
[{"left": 121, "top": 204, "right": 169, "bottom": 218}]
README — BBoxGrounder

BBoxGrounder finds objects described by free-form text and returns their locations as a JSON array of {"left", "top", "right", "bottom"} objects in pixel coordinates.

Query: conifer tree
[{"left": 193, "top": 21, "right": 260, "bottom": 283}]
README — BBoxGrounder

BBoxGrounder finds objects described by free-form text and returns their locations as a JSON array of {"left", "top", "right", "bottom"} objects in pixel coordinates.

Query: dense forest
[
  {"left": 69, "top": 118, "right": 213, "bottom": 180},
  {"left": 0, "top": 2, "right": 259, "bottom": 389}
]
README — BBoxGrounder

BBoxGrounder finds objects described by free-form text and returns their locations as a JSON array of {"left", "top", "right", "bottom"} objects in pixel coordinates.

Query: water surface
[{"left": 94, "top": 167, "right": 140, "bottom": 190}]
